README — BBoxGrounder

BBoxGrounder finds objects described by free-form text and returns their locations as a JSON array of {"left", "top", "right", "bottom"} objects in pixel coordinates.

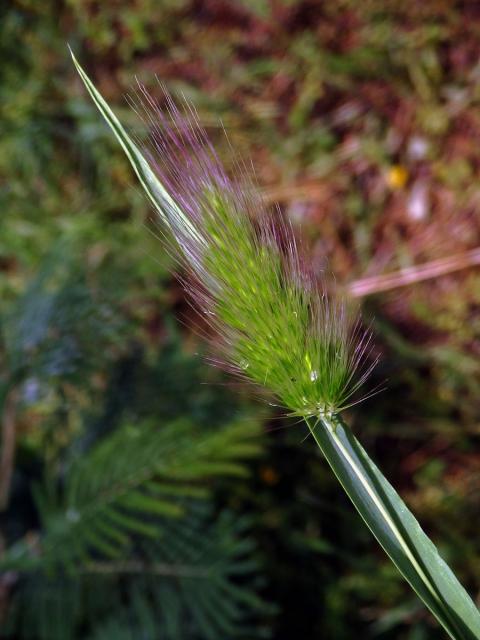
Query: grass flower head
[{"left": 128, "top": 87, "right": 376, "bottom": 419}]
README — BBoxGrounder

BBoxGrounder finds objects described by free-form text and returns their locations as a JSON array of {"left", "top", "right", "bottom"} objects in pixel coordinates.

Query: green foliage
[
  {"left": 7, "top": 415, "right": 262, "bottom": 574},
  {"left": 8, "top": 511, "right": 269, "bottom": 640}
]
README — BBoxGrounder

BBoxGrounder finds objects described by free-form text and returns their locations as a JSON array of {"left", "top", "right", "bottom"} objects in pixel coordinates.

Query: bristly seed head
[{"left": 128, "top": 85, "right": 377, "bottom": 418}]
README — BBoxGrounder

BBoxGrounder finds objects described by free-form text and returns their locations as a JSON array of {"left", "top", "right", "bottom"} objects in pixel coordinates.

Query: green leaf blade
[
  {"left": 69, "top": 47, "right": 202, "bottom": 245},
  {"left": 309, "top": 415, "right": 480, "bottom": 640}
]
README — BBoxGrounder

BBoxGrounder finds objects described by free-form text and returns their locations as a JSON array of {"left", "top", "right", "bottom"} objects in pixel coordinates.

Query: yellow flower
[{"left": 386, "top": 165, "right": 408, "bottom": 189}]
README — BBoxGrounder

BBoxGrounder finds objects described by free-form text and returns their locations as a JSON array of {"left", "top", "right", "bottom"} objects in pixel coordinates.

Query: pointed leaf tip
[{"left": 69, "top": 51, "right": 200, "bottom": 242}]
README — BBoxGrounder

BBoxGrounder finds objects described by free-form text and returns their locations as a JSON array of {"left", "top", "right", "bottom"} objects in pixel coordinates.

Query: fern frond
[
  {"left": 5, "top": 416, "right": 262, "bottom": 573},
  {"left": 7, "top": 510, "right": 272, "bottom": 640},
  {"left": 85, "top": 511, "right": 271, "bottom": 640}
]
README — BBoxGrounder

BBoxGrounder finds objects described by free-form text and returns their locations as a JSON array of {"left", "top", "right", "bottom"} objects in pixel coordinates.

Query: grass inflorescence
[
  {"left": 71, "top": 48, "right": 376, "bottom": 418},
  {"left": 128, "top": 86, "right": 376, "bottom": 419}
]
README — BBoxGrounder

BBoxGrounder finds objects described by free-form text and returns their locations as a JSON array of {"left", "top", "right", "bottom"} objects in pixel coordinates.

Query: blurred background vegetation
[{"left": 1, "top": 1, "right": 480, "bottom": 638}]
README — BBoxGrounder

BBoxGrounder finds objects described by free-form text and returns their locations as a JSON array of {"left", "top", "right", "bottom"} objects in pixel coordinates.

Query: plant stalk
[{"left": 307, "top": 414, "right": 480, "bottom": 640}]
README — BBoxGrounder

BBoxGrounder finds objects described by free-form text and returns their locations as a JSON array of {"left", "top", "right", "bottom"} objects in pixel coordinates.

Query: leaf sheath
[{"left": 308, "top": 415, "right": 480, "bottom": 640}]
